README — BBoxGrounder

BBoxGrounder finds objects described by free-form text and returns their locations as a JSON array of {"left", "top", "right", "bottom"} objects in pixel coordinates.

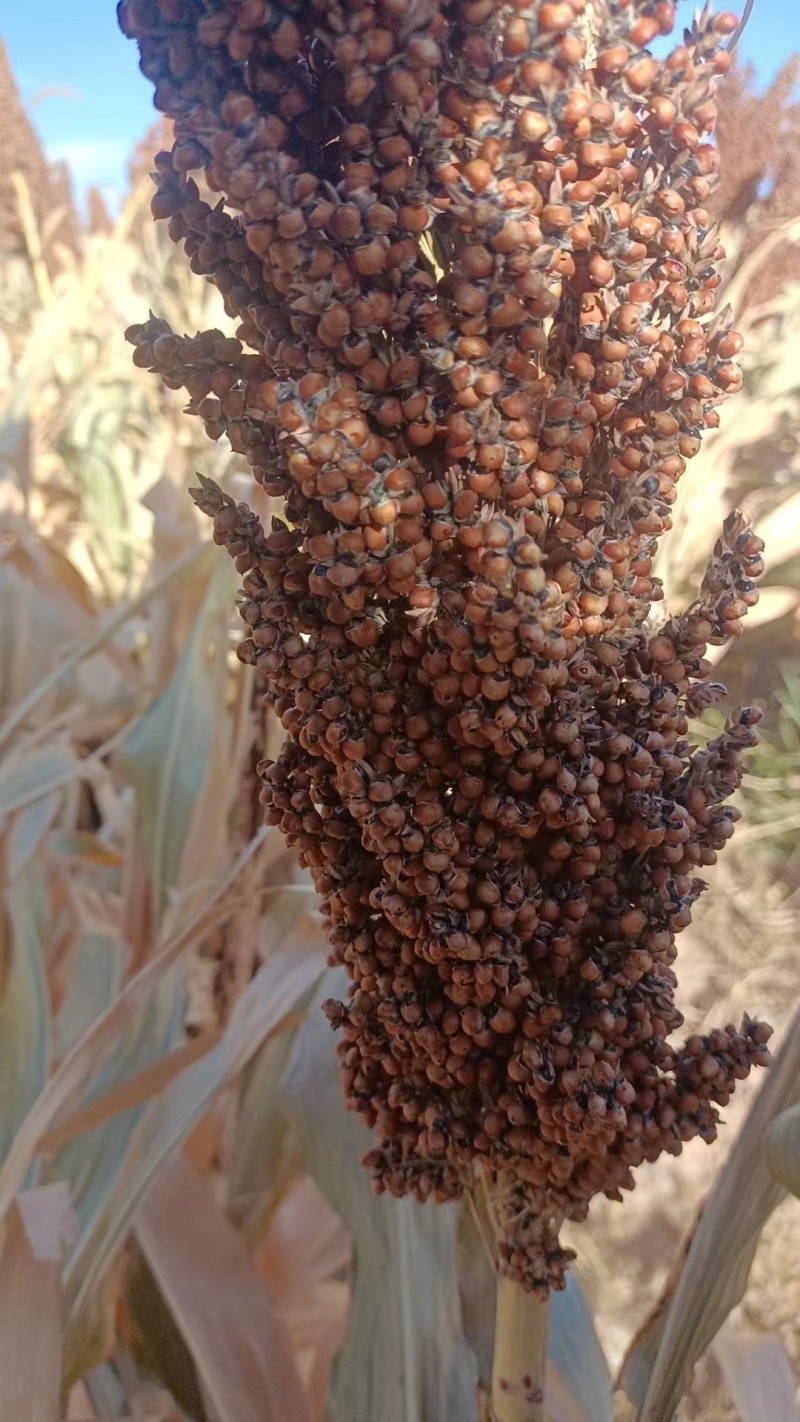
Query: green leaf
[
  {"left": 6, "top": 792, "right": 61, "bottom": 879},
  {"left": 620, "top": 1003, "right": 800, "bottom": 1422},
  {"left": 0, "top": 414, "right": 31, "bottom": 491},
  {"left": 0, "top": 541, "right": 216, "bottom": 756},
  {"left": 43, "top": 913, "right": 186, "bottom": 1293},
  {"left": 766, "top": 1102, "right": 800, "bottom": 1197},
  {"left": 227, "top": 1025, "right": 303, "bottom": 1236},
  {"left": 45, "top": 965, "right": 185, "bottom": 1247},
  {"left": 65, "top": 903, "right": 325, "bottom": 1325},
  {"left": 280, "top": 967, "right": 478, "bottom": 1422},
  {"left": 457, "top": 1206, "right": 496, "bottom": 1393},
  {"left": 549, "top": 1276, "right": 613, "bottom": 1422},
  {"left": 54, "top": 932, "right": 125, "bottom": 1062},
  {"left": 0, "top": 830, "right": 266, "bottom": 1224},
  {"left": 0, "top": 869, "right": 50, "bottom": 1169},
  {"left": 117, "top": 554, "right": 237, "bottom": 919},
  {"left": 0, "top": 742, "right": 77, "bottom": 819}
]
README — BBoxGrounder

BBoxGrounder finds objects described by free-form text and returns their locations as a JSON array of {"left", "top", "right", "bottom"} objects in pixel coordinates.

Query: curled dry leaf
[
  {"left": 136, "top": 1153, "right": 312, "bottom": 1422},
  {"left": 0, "top": 1183, "right": 76, "bottom": 1422},
  {"left": 257, "top": 1175, "right": 351, "bottom": 1304},
  {"left": 257, "top": 1176, "right": 351, "bottom": 1422}
]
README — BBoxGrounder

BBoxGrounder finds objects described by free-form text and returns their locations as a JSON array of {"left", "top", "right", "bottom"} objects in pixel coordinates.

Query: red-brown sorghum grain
[{"left": 120, "top": 0, "right": 771, "bottom": 1293}]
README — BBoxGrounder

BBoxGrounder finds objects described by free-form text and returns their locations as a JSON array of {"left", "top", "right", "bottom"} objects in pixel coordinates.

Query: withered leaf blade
[
  {"left": 620, "top": 1002, "right": 800, "bottom": 1422},
  {"left": 713, "top": 1320, "right": 800, "bottom": 1422},
  {"left": 0, "top": 831, "right": 265, "bottom": 1222},
  {"left": 117, "top": 553, "right": 237, "bottom": 921},
  {"left": 64, "top": 912, "right": 325, "bottom": 1323},
  {"left": 0, "top": 868, "right": 50, "bottom": 1167},
  {"left": 136, "top": 1153, "right": 312, "bottom": 1422},
  {"left": 0, "top": 1183, "right": 76, "bottom": 1422}
]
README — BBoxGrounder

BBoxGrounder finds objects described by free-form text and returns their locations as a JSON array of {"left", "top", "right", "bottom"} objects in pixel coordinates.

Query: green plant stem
[{"left": 490, "top": 1275, "right": 549, "bottom": 1422}]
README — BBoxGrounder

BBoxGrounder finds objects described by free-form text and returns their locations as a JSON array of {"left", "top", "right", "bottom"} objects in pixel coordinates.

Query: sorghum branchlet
[{"left": 120, "top": 0, "right": 772, "bottom": 1293}]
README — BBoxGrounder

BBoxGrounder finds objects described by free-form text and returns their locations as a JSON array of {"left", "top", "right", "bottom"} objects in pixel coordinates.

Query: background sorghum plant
[{"left": 118, "top": 0, "right": 773, "bottom": 1297}]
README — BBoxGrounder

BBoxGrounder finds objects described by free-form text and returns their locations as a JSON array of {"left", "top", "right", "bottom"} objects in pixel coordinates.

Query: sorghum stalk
[
  {"left": 491, "top": 1278, "right": 548, "bottom": 1421},
  {"left": 118, "top": 0, "right": 772, "bottom": 1367}
]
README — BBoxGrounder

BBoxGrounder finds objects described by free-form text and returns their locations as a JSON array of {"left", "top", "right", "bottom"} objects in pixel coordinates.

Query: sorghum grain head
[{"left": 121, "top": 0, "right": 771, "bottom": 1293}]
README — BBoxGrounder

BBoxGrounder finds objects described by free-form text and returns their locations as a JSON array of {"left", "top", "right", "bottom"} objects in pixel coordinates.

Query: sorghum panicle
[{"left": 120, "top": 0, "right": 772, "bottom": 1292}]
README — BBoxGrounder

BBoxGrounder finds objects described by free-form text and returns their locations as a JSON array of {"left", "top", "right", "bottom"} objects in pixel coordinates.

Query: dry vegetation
[{"left": 0, "top": 33, "right": 799, "bottom": 1422}]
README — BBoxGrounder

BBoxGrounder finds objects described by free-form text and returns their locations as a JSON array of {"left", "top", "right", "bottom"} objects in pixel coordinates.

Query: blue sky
[{"left": 2, "top": 0, "right": 799, "bottom": 211}]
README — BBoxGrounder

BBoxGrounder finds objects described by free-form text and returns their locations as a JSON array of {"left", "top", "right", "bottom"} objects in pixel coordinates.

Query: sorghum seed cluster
[{"left": 120, "top": 0, "right": 772, "bottom": 1292}]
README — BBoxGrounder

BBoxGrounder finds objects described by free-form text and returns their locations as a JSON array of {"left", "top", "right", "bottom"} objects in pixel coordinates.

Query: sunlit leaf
[
  {"left": 0, "top": 565, "right": 83, "bottom": 716},
  {"left": 117, "top": 555, "right": 237, "bottom": 919},
  {"left": 0, "top": 542, "right": 216, "bottom": 756},
  {"left": 713, "top": 1320, "right": 800, "bottom": 1422},
  {"left": 548, "top": 1275, "right": 613, "bottom": 1422},
  {"left": 41, "top": 1031, "right": 221, "bottom": 1152},
  {"left": 756, "top": 492, "right": 800, "bottom": 571}
]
